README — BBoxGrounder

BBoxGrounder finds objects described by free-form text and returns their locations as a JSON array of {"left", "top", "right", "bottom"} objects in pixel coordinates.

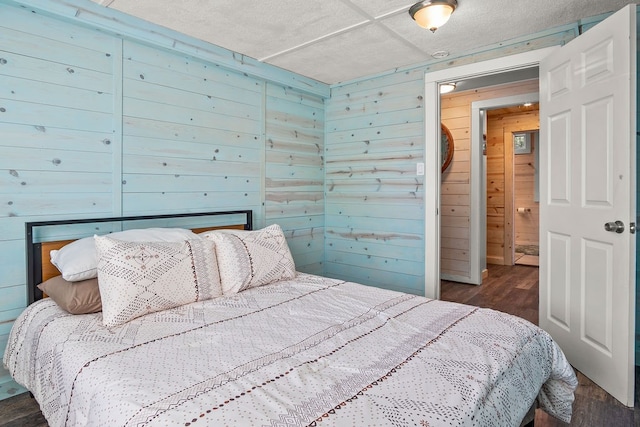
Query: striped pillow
[{"left": 200, "top": 224, "right": 296, "bottom": 295}]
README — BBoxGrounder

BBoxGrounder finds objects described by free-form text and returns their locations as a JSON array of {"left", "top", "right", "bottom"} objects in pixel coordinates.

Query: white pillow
[
  {"left": 50, "top": 227, "right": 200, "bottom": 282},
  {"left": 94, "top": 235, "right": 222, "bottom": 327},
  {"left": 200, "top": 224, "right": 296, "bottom": 295}
]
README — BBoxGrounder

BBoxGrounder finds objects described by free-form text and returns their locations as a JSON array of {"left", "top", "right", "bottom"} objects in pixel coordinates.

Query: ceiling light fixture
[
  {"left": 409, "top": 0, "right": 458, "bottom": 33},
  {"left": 431, "top": 50, "right": 450, "bottom": 59},
  {"left": 439, "top": 82, "right": 456, "bottom": 94}
]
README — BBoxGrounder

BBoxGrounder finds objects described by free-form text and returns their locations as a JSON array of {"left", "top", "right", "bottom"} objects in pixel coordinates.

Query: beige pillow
[
  {"left": 37, "top": 275, "right": 102, "bottom": 315},
  {"left": 200, "top": 224, "right": 296, "bottom": 295},
  {"left": 95, "top": 236, "right": 222, "bottom": 327}
]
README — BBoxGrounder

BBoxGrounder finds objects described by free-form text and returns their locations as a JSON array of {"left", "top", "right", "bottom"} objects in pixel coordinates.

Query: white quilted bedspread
[{"left": 4, "top": 273, "right": 577, "bottom": 427}]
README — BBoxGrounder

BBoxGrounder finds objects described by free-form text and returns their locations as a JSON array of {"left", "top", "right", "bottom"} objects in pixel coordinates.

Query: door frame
[{"left": 424, "top": 47, "right": 557, "bottom": 299}]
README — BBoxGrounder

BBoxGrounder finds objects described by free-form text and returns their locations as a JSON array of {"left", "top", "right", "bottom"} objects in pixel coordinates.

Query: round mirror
[{"left": 441, "top": 124, "right": 454, "bottom": 173}]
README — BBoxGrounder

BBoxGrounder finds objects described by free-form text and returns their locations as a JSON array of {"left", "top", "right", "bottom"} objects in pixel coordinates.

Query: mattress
[{"left": 4, "top": 273, "right": 577, "bottom": 426}]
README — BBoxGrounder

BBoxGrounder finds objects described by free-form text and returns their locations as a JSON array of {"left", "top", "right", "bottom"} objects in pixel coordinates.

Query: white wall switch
[{"left": 416, "top": 162, "right": 425, "bottom": 176}]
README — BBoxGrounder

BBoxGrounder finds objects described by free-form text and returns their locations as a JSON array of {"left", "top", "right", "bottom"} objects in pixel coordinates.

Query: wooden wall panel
[
  {"left": 120, "top": 41, "right": 263, "bottom": 218},
  {"left": 0, "top": 2, "right": 328, "bottom": 400},
  {"left": 265, "top": 84, "right": 325, "bottom": 274},
  {"left": 0, "top": 3, "right": 117, "bottom": 398},
  {"left": 325, "top": 75, "right": 425, "bottom": 295},
  {"left": 440, "top": 80, "right": 539, "bottom": 278}
]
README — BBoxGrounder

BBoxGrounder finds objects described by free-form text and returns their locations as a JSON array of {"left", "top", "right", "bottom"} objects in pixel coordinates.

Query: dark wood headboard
[{"left": 25, "top": 210, "right": 253, "bottom": 304}]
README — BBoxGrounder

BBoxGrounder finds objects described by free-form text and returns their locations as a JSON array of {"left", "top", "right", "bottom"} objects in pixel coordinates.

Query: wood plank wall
[
  {"left": 0, "top": 2, "right": 326, "bottom": 399},
  {"left": 120, "top": 41, "right": 264, "bottom": 217},
  {"left": 265, "top": 85, "right": 325, "bottom": 275},
  {"left": 0, "top": 4, "right": 117, "bottom": 398},
  {"left": 324, "top": 70, "right": 426, "bottom": 295},
  {"left": 440, "top": 80, "right": 539, "bottom": 280}
]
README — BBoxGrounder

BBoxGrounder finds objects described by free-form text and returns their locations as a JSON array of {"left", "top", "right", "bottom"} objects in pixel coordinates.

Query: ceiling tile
[
  {"left": 108, "top": 0, "right": 370, "bottom": 60},
  {"left": 346, "top": 0, "right": 415, "bottom": 18},
  {"left": 268, "top": 23, "right": 426, "bottom": 84}
]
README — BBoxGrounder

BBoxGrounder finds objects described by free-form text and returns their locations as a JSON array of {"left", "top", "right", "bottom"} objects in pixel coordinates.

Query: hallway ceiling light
[
  {"left": 409, "top": 0, "right": 458, "bottom": 33},
  {"left": 440, "top": 82, "right": 456, "bottom": 94}
]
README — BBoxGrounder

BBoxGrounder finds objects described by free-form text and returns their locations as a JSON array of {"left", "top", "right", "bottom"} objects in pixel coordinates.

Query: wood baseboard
[{"left": 486, "top": 256, "right": 504, "bottom": 265}]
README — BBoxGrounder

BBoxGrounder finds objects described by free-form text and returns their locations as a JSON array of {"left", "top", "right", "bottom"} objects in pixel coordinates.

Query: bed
[{"left": 4, "top": 210, "right": 577, "bottom": 427}]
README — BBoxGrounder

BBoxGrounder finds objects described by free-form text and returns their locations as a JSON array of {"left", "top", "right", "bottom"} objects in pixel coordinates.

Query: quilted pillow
[
  {"left": 37, "top": 275, "right": 102, "bottom": 315},
  {"left": 200, "top": 224, "right": 296, "bottom": 295},
  {"left": 51, "top": 227, "right": 200, "bottom": 282},
  {"left": 94, "top": 235, "right": 222, "bottom": 327}
]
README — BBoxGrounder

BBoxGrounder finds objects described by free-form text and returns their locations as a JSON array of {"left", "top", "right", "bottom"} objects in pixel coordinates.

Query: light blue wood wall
[
  {"left": 119, "top": 41, "right": 263, "bottom": 217},
  {"left": 0, "top": 3, "right": 119, "bottom": 398},
  {"left": 324, "top": 72, "right": 426, "bottom": 295},
  {"left": 0, "top": 0, "right": 326, "bottom": 399},
  {"left": 265, "top": 85, "right": 325, "bottom": 275}
]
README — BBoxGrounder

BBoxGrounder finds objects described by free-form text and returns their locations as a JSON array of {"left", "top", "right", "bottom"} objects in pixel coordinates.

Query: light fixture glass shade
[
  {"left": 409, "top": 0, "right": 457, "bottom": 32},
  {"left": 439, "top": 82, "right": 456, "bottom": 94}
]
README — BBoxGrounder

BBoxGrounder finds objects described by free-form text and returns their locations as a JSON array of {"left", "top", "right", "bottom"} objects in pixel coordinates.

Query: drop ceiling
[{"left": 89, "top": 0, "right": 637, "bottom": 85}]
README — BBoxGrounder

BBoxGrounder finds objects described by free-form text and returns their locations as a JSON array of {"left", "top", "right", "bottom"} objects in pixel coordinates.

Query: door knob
[{"left": 604, "top": 220, "right": 625, "bottom": 233}]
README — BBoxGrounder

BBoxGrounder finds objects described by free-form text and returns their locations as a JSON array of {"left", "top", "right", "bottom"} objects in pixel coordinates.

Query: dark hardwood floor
[
  {"left": 0, "top": 264, "right": 636, "bottom": 426},
  {"left": 0, "top": 392, "right": 47, "bottom": 427},
  {"left": 442, "top": 264, "right": 638, "bottom": 427}
]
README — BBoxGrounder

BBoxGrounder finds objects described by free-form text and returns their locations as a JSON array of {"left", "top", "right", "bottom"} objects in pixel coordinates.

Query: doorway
[
  {"left": 440, "top": 79, "right": 540, "bottom": 284},
  {"left": 423, "top": 48, "right": 556, "bottom": 299}
]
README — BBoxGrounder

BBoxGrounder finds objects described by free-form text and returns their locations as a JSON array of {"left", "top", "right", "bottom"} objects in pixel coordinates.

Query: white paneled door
[{"left": 539, "top": 4, "right": 636, "bottom": 407}]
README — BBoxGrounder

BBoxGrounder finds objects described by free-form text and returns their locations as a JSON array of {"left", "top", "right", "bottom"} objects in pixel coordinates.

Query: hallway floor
[{"left": 515, "top": 244, "right": 540, "bottom": 266}]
